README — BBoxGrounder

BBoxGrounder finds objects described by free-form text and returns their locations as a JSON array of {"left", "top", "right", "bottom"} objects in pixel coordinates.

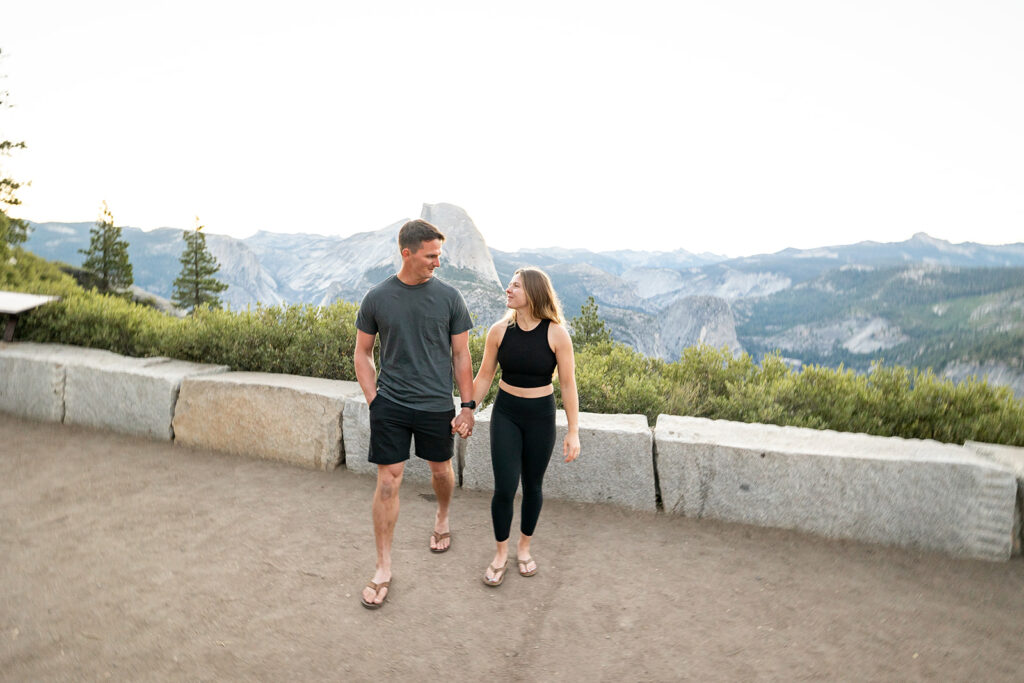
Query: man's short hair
[{"left": 398, "top": 219, "right": 446, "bottom": 252}]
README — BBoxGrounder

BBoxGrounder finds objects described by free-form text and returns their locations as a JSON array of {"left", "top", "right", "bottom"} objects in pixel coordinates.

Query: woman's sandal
[
  {"left": 517, "top": 557, "right": 538, "bottom": 577},
  {"left": 482, "top": 559, "right": 510, "bottom": 587},
  {"left": 360, "top": 579, "right": 391, "bottom": 609}
]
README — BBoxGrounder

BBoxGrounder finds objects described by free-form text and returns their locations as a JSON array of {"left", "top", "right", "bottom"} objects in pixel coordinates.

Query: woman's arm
[
  {"left": 471, "top": 321, "right": 506, "bottom": 406},
  {"left": 551, "top": 323, "right": 581, "bottom": 462}
]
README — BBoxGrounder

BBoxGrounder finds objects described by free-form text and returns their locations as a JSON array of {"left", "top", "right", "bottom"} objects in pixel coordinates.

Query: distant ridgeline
[{"left": 24, "top": 204, "right": 1024, "bottom": 396}]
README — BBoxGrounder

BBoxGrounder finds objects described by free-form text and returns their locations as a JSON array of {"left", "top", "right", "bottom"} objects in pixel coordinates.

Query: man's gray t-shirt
[{"left": 356, "top": 275, "right": 473, "bottom": 412}]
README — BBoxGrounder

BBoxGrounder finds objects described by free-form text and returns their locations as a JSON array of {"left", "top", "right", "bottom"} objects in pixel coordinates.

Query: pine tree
[
  {"left": 570, "top": 296, "right": 612, "bottom": 348},
  {"left": 1, "top": 48, "right": 30, "bottom": 257},
  {"left": 0, "top": 161, "right": 27, "bottom": 257},
  {"left": 79, "top": 201, "right": 133, "bottom": 295},
  {"left": 172, "top": 218, "right": 228, "bottom": 313}
]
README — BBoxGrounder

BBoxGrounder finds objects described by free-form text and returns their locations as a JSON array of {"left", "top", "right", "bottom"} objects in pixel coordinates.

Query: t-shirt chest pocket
[{"left": 419, "top": 313, "right": 450, "bottom": 346}]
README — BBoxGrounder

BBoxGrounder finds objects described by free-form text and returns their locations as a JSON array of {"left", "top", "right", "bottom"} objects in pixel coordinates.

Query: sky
[{"left": 2, "top": 1, "right": 1022, "bottom": 257}]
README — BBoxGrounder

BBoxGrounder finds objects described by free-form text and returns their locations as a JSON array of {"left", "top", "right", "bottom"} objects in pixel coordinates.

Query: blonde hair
[{"left": 505, "top": 267, "right": 564, "bottom": 326}]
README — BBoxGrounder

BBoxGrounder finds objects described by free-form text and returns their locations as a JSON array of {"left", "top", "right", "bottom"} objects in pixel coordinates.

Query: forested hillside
[{"left": 735, "top": 265, "right": 1024, "bottom": 386}]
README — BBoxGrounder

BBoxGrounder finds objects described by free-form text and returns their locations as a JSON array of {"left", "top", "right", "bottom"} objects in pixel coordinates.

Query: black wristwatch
[{"left": 460, "top": 400, "right": 476, "bottom": 410}]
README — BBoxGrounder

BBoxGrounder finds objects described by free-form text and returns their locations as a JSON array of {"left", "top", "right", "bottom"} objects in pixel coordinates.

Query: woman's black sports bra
[{"left": 497, "top": 318, "right": 557, "bottom": 388}]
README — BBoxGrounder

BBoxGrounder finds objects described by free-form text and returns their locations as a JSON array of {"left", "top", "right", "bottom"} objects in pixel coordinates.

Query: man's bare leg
[
  {"left": 362, "top": 462, "right": 405, "bottom": 606},
  {"left": 427, "top": 459, "right": 454, "bottom": 552}
]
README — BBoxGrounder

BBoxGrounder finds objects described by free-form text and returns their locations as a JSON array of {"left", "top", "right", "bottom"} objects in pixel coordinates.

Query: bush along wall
[
  {"left": 563, "top": 341, "right": 1024, "bottom": 446},
  {"left": 7, "top": 248, "right": 1024, "bottom": 446},
  {"left": 6, "top": 249, "right": 360, "bottom": 380}
]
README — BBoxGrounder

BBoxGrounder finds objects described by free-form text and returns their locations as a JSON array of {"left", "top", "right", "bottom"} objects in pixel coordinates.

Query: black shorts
[{"left": 368, "top": 395, "right": 456, "bottom": 465}]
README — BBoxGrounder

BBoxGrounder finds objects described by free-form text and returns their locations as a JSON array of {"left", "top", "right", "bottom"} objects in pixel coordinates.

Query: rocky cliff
[
  {"left": 244, "top": 203, "right": 505, "bottom": 321},
  {"left": 943, "top": 361, "right": 1024, "bottom": 398},
  {"left": 656, "top": 296, "right": 742, "bottom": 358},
  {"left": 418, "top": 203, "right": 506, "bottom": 327}
]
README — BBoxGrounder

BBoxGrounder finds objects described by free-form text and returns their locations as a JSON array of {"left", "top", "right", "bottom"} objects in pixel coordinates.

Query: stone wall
[
  {"left": 1, "top": 342, "right": 227, "bottom": 439},
  {"left": 2, "top": 341, "right": 1021, "bottom": 561},
  {"left": 173, "top": 372, "right": 362, "bottom": 471},
  {"left": 656, "top": 416, "right": 1018, "bottom": 561},
  {"left": 966, "top": 441, "right": 1024, "bottom": 557}
]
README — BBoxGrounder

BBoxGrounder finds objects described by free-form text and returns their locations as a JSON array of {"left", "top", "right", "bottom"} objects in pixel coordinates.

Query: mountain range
[{"left": 23, "top": 203, "right": 1024, "bottom": 396}]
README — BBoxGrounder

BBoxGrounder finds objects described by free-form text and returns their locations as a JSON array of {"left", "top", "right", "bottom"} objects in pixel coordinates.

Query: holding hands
[{"left": 452, "top": 410, "right": 474, "bottom": 439}]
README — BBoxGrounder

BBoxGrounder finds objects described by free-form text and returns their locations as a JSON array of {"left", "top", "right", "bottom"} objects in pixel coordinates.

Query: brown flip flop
[
  {"left": 482, "top": 559, "right": 510, "bottom": 587},
  {"left": 430, "top": 530, "right": 451, "bottom": 553},
  {"left": 360, "top": 579, "right": 391, "bottom": 609},
  {"left": 517, "top": 557, "right": 538, "bottom": 577}
]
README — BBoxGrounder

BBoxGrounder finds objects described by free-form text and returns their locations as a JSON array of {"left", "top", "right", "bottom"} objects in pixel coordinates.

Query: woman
[{"left": 461, "top": 267, "right": 580, "bottom": 587}]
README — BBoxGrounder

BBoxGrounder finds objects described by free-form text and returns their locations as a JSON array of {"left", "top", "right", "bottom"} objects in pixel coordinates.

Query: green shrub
[
  {"left": 662, "top": 345, "right": 759, "bottom": 418},
  {"left": 156, "top": 302, "right": 360, "bottom": 379},
  {"left": 566, "top": 340, "right": 1024, "bottom": 446},
  {"left": 567, "top": 341, "right": 671, "bottom": 418},
  {"left": 1, "top": 250, "right": 82, "bottom": 298},
  {"left": 8, "top": 250, "right": 360, "bottom": 380},
  {"left": 22, "top": 288, "right": 169, "bottom": 356}
]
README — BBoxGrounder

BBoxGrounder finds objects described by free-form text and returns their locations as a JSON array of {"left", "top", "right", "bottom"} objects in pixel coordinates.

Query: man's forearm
[
  {"left": 453, "top": 352, "right": 474, "bottom": 402},
  {"left": 354, "top": 351, "right": 377, "bottom": 403}
]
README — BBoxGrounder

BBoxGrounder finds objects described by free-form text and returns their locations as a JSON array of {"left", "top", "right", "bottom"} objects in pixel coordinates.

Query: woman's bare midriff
[{"left": 498, "top": 379, "right": 554, "bottom": 399}]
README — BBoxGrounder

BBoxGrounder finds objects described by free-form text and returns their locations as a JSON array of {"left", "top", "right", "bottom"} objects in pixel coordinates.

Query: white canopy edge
[{"left": 0, "top": 290, "right": 61, "bottom": 315}]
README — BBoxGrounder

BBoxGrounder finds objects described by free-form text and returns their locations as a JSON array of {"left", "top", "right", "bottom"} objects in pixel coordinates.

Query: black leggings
[{"left": 489, "top": 389, "right": 557, "bottom": 542}]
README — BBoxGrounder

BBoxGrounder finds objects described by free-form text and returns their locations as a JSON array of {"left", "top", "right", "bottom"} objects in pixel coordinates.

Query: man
[{"left": 354, "top": 219, "right": 476, "bottom": 609}]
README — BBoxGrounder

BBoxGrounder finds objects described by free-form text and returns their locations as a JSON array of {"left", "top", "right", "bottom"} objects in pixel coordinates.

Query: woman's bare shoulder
[
  {"left": 487, "top": 319, "right": 510, "bottom": 343},
  {"left": 547, "top": 321, "right": 573, "bottom": 346}
]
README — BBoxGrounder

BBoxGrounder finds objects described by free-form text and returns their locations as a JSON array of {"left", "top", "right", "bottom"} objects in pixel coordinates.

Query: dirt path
[{"left": 2, "top": 412, "right": 1023, "bottom": 681}]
